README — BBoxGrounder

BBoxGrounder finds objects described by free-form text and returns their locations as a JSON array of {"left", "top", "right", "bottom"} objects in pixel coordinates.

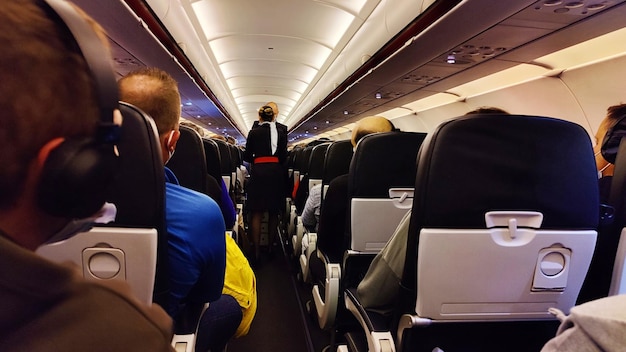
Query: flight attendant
[{"left": 244, "top": 105, "right": 288, "bottom": 263}]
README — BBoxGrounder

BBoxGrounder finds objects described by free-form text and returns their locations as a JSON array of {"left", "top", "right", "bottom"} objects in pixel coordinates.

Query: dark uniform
[{"left": 244, "top": 122, "right": 288, "bottom": 212}]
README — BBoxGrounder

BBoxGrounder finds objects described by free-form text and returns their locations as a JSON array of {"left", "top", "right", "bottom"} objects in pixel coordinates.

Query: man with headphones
[{"left": 0, "top": 0, "right": 173, "bottom": 350}]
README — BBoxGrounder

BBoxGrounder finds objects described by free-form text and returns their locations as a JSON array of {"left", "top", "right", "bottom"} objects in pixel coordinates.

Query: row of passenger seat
[
  {"left": 37, "top": 102, "right": 247, "bottom": 352},
  {"left": 286, "top": 112, "right": 624, "bottom": 352}
]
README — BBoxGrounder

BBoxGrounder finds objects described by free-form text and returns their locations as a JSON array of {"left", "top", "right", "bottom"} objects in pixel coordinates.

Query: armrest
[
  {"left": 292, "top": 216, "right": 305, "bottom": 256},
  {"left": 299, "top": 232, "right": 317, "bottom": 282},
  {"left": 172, "top": 302, "right": 210, "bottom": 352},
  {"left": 344, "top": 288, "right": 396, "bottom": 352},
  {"left": 312, "top": 255, "right": 341, "bottom": 329},
  {"left": 288, "top": 205, "right": 297, "bottom": 237},
  {"left": 171, "top": 334, "right": 195, "bottom": 352}
]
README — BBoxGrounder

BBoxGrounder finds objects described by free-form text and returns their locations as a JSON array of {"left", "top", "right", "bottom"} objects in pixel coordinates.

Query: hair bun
[{"left": 258, "top": 105, "right": 274, "bottom": 121}]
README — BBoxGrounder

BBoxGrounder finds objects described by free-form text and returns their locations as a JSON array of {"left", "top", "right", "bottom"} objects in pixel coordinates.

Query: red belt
[{"left": 254, "top": 156, "right": 279, "bottom": 164}]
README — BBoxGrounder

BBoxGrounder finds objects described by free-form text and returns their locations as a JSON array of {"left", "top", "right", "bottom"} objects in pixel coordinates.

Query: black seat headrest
[
  {"left": 412, "top": 114, "right": 599, "bottom": 230},
  {"left": 202, "top": 138, "right": 222, "bottom": 183},
  {"left": 322, "top": 140, "right": 353, "bottom": 184},
  {"left": 308, "top": 143, "right": 331, "bottom": 180},
  {"left": 349, "top": 131, "right": 427, "bottom": 198},
  {"left": 166, "top": 125, "right": 208, "bottom": 195}
]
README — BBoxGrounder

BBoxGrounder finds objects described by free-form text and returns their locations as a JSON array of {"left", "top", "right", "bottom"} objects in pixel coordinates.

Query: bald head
[{"left": 351, "top": 116, "right": 394, "bottom": 147}]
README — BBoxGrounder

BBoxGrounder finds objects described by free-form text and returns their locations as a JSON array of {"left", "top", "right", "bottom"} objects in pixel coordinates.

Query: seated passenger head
[
  {"left": 465, "top": 106, "right": 509, "bottom": 115},
  {"left": 258, "top": 105, "right": 275, "bottom": 122},
  {"left": 594, "top": 103, "right": 626, "bottom": 176},
  {"left": 0, "top": 0, "right": 114, "bottom": 249},
  {"left": 351, "top": 115, "right": 396, "bottom": 148},
  {"left": 180, "top": 120, "right": 205, "bottom": 137},
  {"left": 118, "top": 67, "right": 182, "bottom": 164}
]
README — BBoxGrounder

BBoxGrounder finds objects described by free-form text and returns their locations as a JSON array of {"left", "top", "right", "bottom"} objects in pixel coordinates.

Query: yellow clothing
[{"left": 222, "top": 234, "right": 257, "bottom": 337}]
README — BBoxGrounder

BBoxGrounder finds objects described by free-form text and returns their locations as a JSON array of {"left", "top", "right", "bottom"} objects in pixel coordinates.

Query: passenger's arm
[
  {"left": 166, "top": 186, "right": 226, "bottom": 315},
  {"left": 301, "top": 184, "right": 321, "bottom": 231},
  {"left": 219, "top": 179, "right": 236, "bottom": 229}
]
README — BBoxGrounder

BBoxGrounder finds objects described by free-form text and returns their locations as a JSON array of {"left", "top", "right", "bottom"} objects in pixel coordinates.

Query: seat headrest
[
  {"left": 213, "top": 138, "right": 232, "bottom": 175},
  {"left": 601, "top": 114, "right": 626, "bottom": 164},
  {"left": 322, "top": 140, "right": 353, "bottom": 184},
  {"left": 413, "top": 114, "right": 598, "bottom": 229},
  {"left": 308, "top": 142, "right": 331, "bottom": 179},
  {"left": 349, "top": 131, "right": 427, "bottom": 198},
  {"left": 202, "top": 138, "right": 222, "bottom": 183},
  {"left": 166, "top": 125, "right": 208, "bottom": 194}
]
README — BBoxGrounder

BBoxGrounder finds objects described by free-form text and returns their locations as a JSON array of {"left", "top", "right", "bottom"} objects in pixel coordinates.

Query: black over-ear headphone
[{"left": 37, "top": 0, "right": 120, "bottom": 218}]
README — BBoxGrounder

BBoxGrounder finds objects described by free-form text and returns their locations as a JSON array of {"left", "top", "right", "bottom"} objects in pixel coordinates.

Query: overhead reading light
[
  {"left": 447, "top": 54, "right": 456, "bottom": 64},
  {"left": 313, "top": 126, "right": 318, "bottom": 130},
  {"left": 375, "top": 92, "right": 382, "bottom": 99},
  {"left": 343, "top": 110, "right": 349, "bottom": 115},
  {"left": 326, "top": 120, "right": 330, "bottom": 124}
]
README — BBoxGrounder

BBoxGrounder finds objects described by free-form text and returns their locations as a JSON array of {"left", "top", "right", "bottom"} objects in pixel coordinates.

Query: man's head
[
  {"left": 595, "top": 104, "right": 626, "bottom": 147},
  {"left": 594, "top": 103, "right": 626, "bottom": 175},
  {"left": 351, "top": 116, "right": 395, "bottom": 147},
  {"left": 118, "top": 67, "right": 181, "bottom": 164},
  {"left": 0, "top": 0, "right": 112, "bottom": 248},
  {"left": 465, "top": 106, "right": 509, "bottom": 115}
]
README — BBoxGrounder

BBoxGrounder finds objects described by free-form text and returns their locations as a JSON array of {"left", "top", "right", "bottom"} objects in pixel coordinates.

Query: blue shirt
[
  {"left": 220, "top": 178, "right": 236, "bottom": 229},
  {"left": 165, "top": 167, "right": 226, "bottom": 317}
]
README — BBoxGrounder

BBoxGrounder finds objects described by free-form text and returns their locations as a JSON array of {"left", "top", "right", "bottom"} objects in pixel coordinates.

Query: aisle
[{"left": 227, "top": 240, "right": 314, "bottom": 352}]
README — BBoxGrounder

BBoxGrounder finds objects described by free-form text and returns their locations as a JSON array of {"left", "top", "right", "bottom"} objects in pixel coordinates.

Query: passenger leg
[{"left": 195, "top": 294, "right": 243, "bottom": 352}]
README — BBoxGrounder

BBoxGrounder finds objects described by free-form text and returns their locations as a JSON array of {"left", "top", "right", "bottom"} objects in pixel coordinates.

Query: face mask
[
  {"left": 42, "top": 203, "right": 117, "bottom": 245},
  {"left": 165, "top": 130, "right": 176, "bottom": 164},
  {"left": 595, "top": 150, "right": 612, "bottom": 178}
]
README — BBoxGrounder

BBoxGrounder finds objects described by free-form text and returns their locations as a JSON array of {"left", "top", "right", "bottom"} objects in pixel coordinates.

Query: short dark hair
[
  {"left": 605, "top": 103, "right": 626, "bottom": 131},
  {"left": 0, "top": 0, "right": 101, "bottom": 208},
  {"left": 465, "top": 107, "right": 509, "bottom": 115}
]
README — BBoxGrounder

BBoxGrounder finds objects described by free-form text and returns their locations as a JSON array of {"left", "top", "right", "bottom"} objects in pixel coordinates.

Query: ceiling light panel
[
  {"left": 209, "top": 36, "right": 332, "bottom": 70},
  {"left": 186, "top": 0, "right": 374, "bottom": 131},
  {"left": 228, "top": 76, "right": 309, "bottom": 95},
  {"left": 192, "top": 0, "right": 356, "bottom": 47}
]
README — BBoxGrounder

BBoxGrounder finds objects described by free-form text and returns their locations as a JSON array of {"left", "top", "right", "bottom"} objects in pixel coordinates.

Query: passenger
[
  {"left": 307, "top": 116, "right": 396, "bottom": 264},
  {"left": 464, "top": 106, "right": 509, "bottom": 115},
  {"left": 0, "top": 1, "right": 172, "bottom": 350},
  {"left": 540, "top": 294, "right": 626, "bottom": 351},
  {"left": 180, "top": 119, "right": 206, "bottom": 137},
  {"left": 118, "top": 68, "right": 240, "bottom": 349},
  {"left": 243, "top": 105, "right": 288, "bottom": 263},
  {"left": 357, "top": 108, "right": 510, "bottom": 316},
  {"left": 594, "top": 104, "right": 626, "bottom": 179},
  {"left": 220, "top": 235, "right": 257, "bottom": 338},
  {"left": 301, "top": 183, "right": 322, "bottom": 232}
]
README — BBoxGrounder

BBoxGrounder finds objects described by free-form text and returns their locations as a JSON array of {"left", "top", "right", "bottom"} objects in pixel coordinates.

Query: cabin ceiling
[{"left": 73, "top": 0, "right": 626, "bottom": 145}]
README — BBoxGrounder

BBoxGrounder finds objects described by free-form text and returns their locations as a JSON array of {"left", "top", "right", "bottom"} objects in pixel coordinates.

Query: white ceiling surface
[{"left": 145, "top": 0, "right": 436, "bottom": 134}]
